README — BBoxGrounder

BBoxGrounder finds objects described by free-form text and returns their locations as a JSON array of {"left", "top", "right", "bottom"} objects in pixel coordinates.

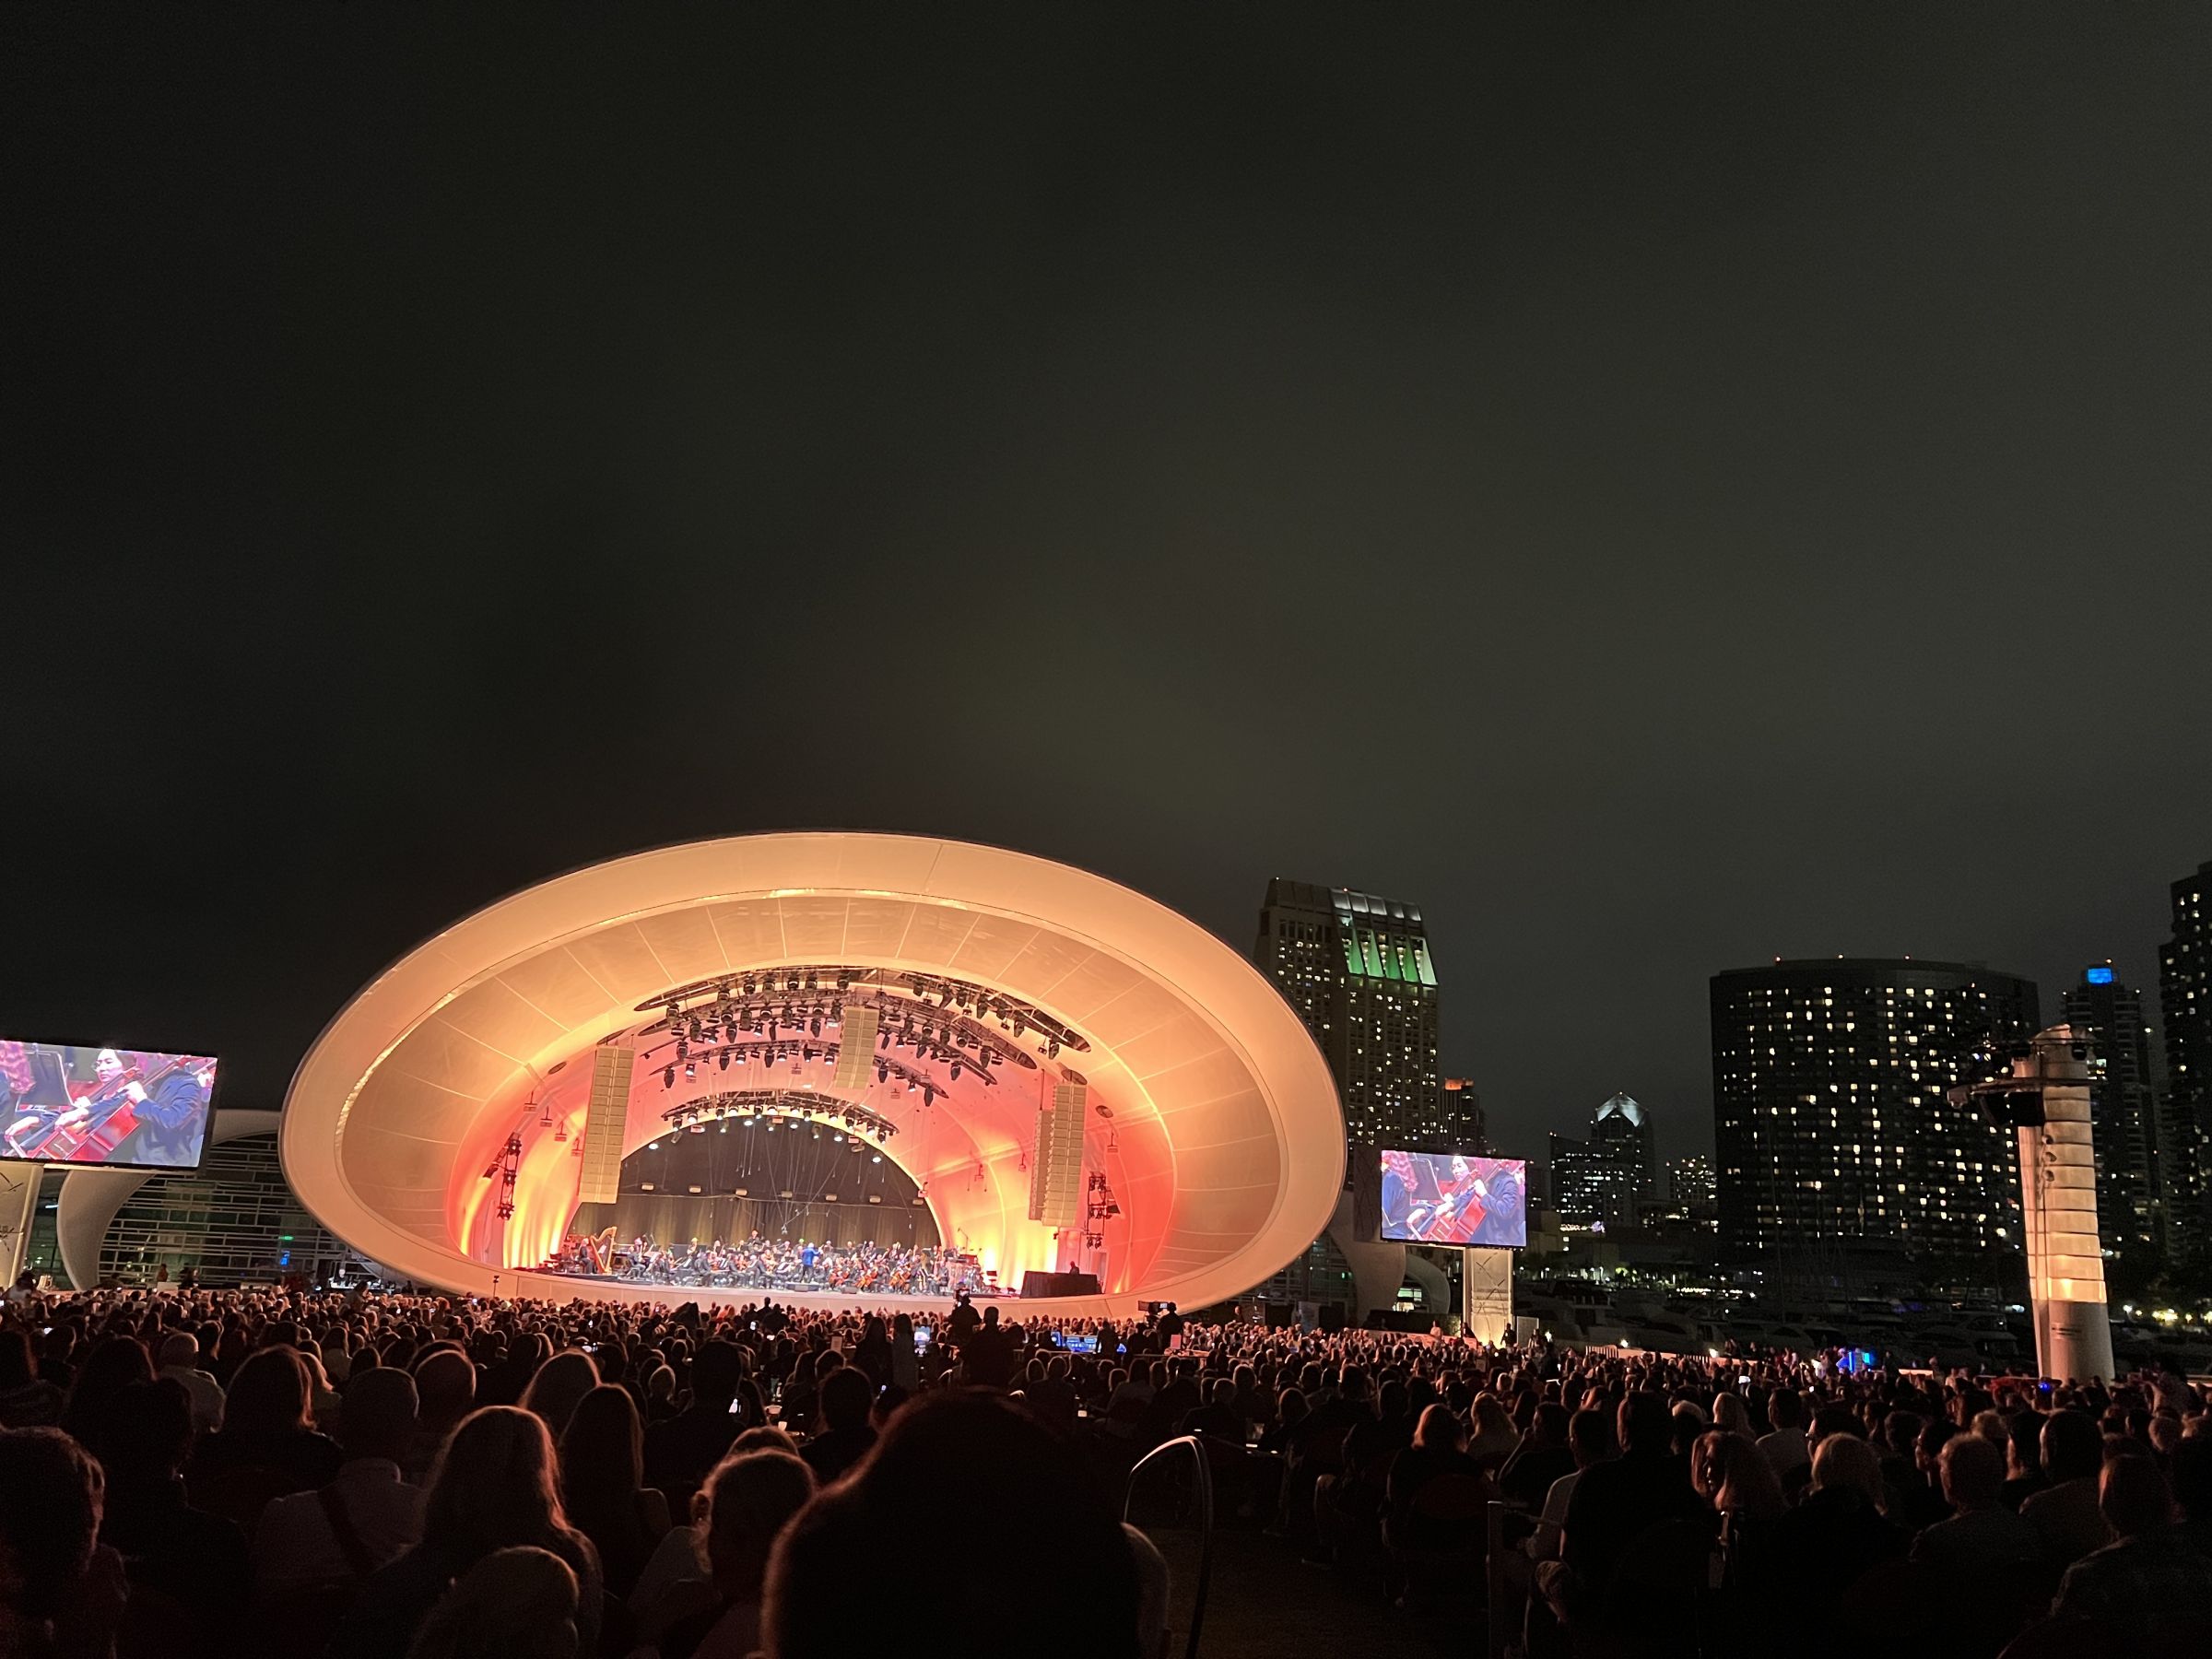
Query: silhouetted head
[{"left": 765, "top": 1393, "right": 1136, "bottom": 1659}]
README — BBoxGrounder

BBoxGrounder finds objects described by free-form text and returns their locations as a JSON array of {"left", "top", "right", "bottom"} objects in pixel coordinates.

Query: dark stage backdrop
[{"left": 571, "top": 1119, "right": 943, "bottom": 1251}]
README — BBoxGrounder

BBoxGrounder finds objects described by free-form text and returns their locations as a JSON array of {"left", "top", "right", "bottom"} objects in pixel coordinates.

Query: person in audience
[
  {"left": 1560, "top": 1391, "right": 1704, "bottom": 1603},
  {"left": 2175, "top": 1434, "right": 2212, "bottom": 1556},
  {"left": 2019, "top": 1409, "right": 2112, "bottom": 1569},
  {"left": 0, "top": 1426, "right": 128, "bottom": 1659},
  {"left": 90, "top": 1377, "right": 251, "bottom": 1654},
  {"left": 2003, "top": 1409, "right": 2051, "bottom": 1510},
  {"left": 1763, "top": 1432, "right": 1905, "bottom": 1638},
  {"left": 329, "top": 1406, "right": 603, "bottom": 1659},
  {"left": 2045, "top": 1450, "right": 2212, "bottom": 1650},
  {"left": 1468, "top": 1392, "right": 1523, "bottom": 1473},
  {"left": 479, "top": 1331, "right": 552, "bottom": 1407},
  {"left": 194, "top": 1346, "right": 343, "bottom": 1486},
  {"left": 407, "top": 1349, "right": 476, "bottom": 1481},
  {"left": 1530, "top": 1406, "right": 1611, "bottom": 1562},
  {"left": 1692, "top": 1428, "right": 1785, "bottom": 1524},
  {"left": 888, "top": 1314, "right": 920, "bottom": 1391},
  {"left": 0, "top": 1330, "right": 63, "bottom": 1429},
  {"left": 958, "top": 1305, "right": 1018, "bottom": 1389},
  {"left": 1757, "top": 1387, "right": 1808, "bottom": 1485},
  {"left": 642, "top": 1364, "right": 681, "bottom": 1425},
  {"left": 1909, "top": 1430, "right": 2037, "bottom": 1573},
  {"left": 404, "top": 1545, "right": 580, "bottom": 1659},
  {"left": 644, "top": 1340, "right": 744, "bottom": 1514},
  {"left": 522, "top": 1349, "right": 600, "bottom": 1440},
  {"left": 559, "top": 1383, "right": 670, "bottom": 1605},
  {"left": 653, "top": 1450, "right": 816, "bottom": 1659},
  {"left": 765, "top": 1393, "right": 1140, "bottom": 1659},
  {"left": 800, "top": 1367, "right": 878, "bottom": 1486},
  {"left": 157, "top": 1333, "right": 227, "bottom": 1433},
  {"left": 1499, "top": 1401, "right": 1574, "bottom": 1510},
  {"left": 850, "top": 1316, "right": 893, "bottom": 1388},
  {"left": 61, "top": 1335, "right": 153, "bottom": 1453},
  {"left": 1386, "top": 1401, "right": 1491, "bottom": 1564},
  {"left": 254, "top": 1368, "right": 426, "bottom": 1605}
]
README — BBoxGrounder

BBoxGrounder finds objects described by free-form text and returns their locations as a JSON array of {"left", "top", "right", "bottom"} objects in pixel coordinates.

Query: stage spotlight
[
  {"left": 872, "top": 1154, "right": 882, "bottom": 1163},
  {"left": 684, "top": 1061, "right": 697, "bottom": 1080},
  {"left": 662, "top": 1067, "right": 676, "bottom": 1088},
  {"left": 718, "top": 1053, "right": 729, "bottom": 1070}
]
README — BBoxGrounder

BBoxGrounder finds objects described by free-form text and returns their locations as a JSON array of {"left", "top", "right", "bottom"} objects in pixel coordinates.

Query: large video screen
[
  {"left": 1, "top": 1041, "right": 218, "bottom": 1171},
  {"left": 1380, "top": 1149, "right": 1526, "bottom": 1247}
]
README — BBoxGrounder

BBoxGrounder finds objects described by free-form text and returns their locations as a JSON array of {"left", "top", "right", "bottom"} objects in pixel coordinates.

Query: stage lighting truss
[
  {"left": 635, "top": 968, "right": 1090, "bottom": 1065},
  {"left": 648, "top": 1041, "right": 947, "bottom": 1100},
  {"left": 636, "top": 994, "right": 1032, "bottom": 1077},
  {"left": 658, "top": 1088, "right": 900, "bottom": 1143},
  {"left": 488, "top": 1131, "right": 523, "bottom": 1220}
]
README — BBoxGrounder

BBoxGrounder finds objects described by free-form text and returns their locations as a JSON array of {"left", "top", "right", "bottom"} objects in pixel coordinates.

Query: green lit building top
[{"left": 1256, "top": 879, "right": 1459, "bottom": 1150}]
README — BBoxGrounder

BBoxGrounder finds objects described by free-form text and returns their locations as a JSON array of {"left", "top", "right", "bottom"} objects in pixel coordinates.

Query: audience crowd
[{"left": 0, "top": 1279, "right": 2206, "bottom": 1659}]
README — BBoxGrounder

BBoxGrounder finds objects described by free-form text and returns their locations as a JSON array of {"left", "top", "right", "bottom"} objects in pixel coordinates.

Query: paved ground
[{"left": 1181, "top": 1528, "right": 1477, "bottom": 1659}]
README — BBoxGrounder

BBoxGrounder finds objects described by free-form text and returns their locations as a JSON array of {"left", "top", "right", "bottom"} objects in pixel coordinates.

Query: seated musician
[{"left": 6, "top": 1047, "right": 149, "bottom": 1158}]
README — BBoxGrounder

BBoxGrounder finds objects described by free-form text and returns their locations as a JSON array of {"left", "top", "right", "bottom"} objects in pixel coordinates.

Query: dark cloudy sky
[{"left": 8, "top": 7, "right": 2208, "bottom": 1162}]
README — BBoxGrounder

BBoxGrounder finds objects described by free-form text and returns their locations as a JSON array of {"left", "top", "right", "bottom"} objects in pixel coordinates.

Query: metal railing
[{"left": 1123, "top": 1433, "right": 1216, "bottom": 1659}]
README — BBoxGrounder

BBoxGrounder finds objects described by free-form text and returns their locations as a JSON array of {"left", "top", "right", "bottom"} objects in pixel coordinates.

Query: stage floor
[{"left": 495, "top": 1270, "right": 1130, "bottom": 1321}]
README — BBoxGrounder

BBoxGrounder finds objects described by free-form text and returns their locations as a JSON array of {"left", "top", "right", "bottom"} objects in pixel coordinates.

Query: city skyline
[{"left": 8, "top": 10, "right": 2208, "bottom": 1179}]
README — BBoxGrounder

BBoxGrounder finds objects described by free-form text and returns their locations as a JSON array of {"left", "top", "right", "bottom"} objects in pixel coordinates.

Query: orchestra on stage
[{"left": 541, "top": 1229, "right": 1001, "bottom": 1297}]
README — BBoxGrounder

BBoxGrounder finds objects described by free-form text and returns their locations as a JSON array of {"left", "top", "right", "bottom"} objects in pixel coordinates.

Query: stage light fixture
[{"left": 663, "top": 1067, "right": 676, "bottom": 1088}]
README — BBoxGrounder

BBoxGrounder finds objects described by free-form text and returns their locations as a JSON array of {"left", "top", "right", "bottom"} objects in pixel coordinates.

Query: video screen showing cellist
[
  {"left": 0, "top": 1040, "right": 218, "bottom": 1170},
  {"left": 1379, "top": 1148, "right": 1526, "bottom": 1247}
]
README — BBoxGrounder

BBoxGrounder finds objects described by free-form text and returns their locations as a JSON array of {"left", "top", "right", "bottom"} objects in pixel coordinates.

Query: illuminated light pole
[{"left": 1953, "top": 1025, "right": 2116, "bottom": 1382}]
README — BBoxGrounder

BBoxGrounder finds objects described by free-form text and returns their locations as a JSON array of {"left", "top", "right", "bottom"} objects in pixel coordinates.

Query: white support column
[
  {"left": 1462, "top": 1244, "right": 1514, "bottom": 1344},
  {"left": 0, "top": 1163, "right": 40, "bottom": 1286}
]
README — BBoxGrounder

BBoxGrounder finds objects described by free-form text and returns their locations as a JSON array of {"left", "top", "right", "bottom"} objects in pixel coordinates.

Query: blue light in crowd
[{"left": 2086, "top": 966, "right": 2114, "bottom": 984}]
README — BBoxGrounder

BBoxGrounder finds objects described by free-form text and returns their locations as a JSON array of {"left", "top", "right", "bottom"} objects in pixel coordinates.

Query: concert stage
[
  {"left": 284, "top": 833, "right": 1345, "bottom": 1317},
  {"left": 496, "top": 1270, "right": 1109, "bottom": 1322}
]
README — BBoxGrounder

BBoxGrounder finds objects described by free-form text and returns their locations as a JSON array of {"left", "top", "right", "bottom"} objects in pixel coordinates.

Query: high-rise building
[
  {"left": 1711, "top": 959, "right": 2039, "bottom": 1262},
  {"left": 1255, "top": 880, "right": 1446, "bottom": 1148},
  {"left": 2159, "top": 861, "right": 2212, "bottom": 1257},
  {"left": 1668, "top": 1155, "right": 1717, "bottom": 1213},
  {"left": 1441, "top": 1077, "right": 1487, "bottom": 1151},
  {"left": 1548, "top": 1092, "right": 1655, "bottom": 1229},
  {"left": 2060, "top": 963, "right": 2162, "bottom": 1256},
  {"left": 1250, "top": 879, "right": 1453, "bottom": 1318}
]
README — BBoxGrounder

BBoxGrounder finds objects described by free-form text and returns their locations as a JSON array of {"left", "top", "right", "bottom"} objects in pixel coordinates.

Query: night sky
[{"left": 8, "top": 9, "right": 2208, "bottom": 1165}]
